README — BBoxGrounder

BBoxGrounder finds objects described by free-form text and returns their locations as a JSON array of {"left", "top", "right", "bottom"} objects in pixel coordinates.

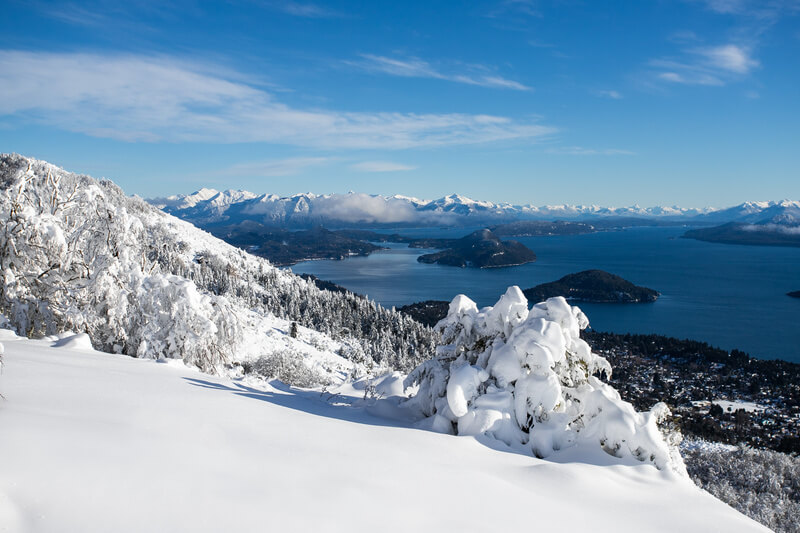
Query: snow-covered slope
[
  {"left": 696, "top": 199, "right": 800, "bottom": 224},
  {"left": 0, "top": 154, "right": 435, "bottom": 378},
  {"left": 682, "top": 200, "right": 800, "bottom": 245},
  {"left": 0, "top": 331, "right": 767, "bottom": 533}
]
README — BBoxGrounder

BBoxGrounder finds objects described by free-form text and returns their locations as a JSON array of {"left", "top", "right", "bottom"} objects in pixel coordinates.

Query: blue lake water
[{"left": 291, "top": 226, "right": 800, "bottom": 363}]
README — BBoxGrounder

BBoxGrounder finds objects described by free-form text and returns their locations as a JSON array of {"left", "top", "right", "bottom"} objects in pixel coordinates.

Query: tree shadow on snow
[{"left": 183, "top": 377, "right": 414, "bottom": 430}]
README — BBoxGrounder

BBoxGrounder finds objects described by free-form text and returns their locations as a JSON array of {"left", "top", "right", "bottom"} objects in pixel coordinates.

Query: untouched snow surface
[{"left": 0, "top": 332, "right": 767, "bottom": 532}]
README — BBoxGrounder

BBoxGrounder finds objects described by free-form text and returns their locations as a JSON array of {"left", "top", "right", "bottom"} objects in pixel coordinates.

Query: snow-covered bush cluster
[
  {"left": 683, "top": 441, "right": 800, "bottom": 532},
  {"left": 0, "top": 154, "right": 436, "bottom": 376},
  {"left": 244, "top": 351, "right": 333, "bottom": 389},
  {"left": 405, "top": 287, "right": 685, "bottom": 472}
]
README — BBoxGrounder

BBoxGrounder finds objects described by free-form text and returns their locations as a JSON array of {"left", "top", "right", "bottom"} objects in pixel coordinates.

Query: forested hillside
[{"left": 0, "top": 154, "right": 436, "bottom": 376}]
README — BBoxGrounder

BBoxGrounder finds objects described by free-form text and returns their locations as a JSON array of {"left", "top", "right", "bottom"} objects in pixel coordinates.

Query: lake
[{"left": 291, "top": 226, "right": 800, "bottom": 363}]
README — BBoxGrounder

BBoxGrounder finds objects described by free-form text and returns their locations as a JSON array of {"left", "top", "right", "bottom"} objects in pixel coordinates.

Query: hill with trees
[
  {"left": 523, "top": 270, "right": 659, "bottom": 303},
  {"left": 0, "top": 154, "right": 436, "bottom": 379}
]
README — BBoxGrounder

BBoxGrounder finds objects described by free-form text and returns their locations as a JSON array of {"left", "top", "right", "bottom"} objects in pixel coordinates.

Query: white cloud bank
[
  {"left": 0, "top": 51, "right": 553, "bottom": 149},
  {"left": 311, "top": 194, "right": 431, "bottom": 224}
]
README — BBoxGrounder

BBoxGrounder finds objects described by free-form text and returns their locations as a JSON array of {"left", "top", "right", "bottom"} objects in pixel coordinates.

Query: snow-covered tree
[
  {"left": 0, "top": 154, "right": 436, "bottom": 375},
  {"left": 405, "top": 287, "right": 685, "bottom": 472}
]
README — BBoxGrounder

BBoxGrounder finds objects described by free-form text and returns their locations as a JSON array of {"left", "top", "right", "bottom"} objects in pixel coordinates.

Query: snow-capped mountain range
[
  {"left": 698, "top": 199, "right": 800, "bottom": 225},
  {"left": 149, "top": 188, "right": 800, "bottom": 228}
]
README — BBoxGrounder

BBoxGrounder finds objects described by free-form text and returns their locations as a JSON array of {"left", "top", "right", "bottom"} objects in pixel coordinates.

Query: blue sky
[{"left": 0, "top": 0, "right": 798, "bottom": 206}]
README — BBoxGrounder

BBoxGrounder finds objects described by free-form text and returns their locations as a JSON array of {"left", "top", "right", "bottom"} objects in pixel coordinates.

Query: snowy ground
[
  {"left": 0, "top": 332, "right": 767, "bottom": 533},
  {"left": 713, "top": 400, "right": 768, "bottom": 413},
  {"left": 692, "top": 400, "right": 768, "bottom": 413}
]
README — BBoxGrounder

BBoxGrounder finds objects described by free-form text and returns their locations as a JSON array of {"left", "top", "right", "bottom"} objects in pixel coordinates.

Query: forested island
[
  {"left": 522, "top": 270, "right": 659, "bottom": 303},
  {"left": 396, "top": 270, "right": 658, "bottom": 326},
  {"left": 415, "top": 229, "right": 536, "bottom": 268}
]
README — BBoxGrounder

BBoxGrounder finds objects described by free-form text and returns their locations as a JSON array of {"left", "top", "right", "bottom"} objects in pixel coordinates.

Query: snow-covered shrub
[
  {"left": 247, "top": 351, "right": 332, "bottom": 388},
  {"left": 131, "top": 274, "right": 241, "bottom": 371},
  {"left": 405, "top": 287, "right": 685, "bottom": 472}
]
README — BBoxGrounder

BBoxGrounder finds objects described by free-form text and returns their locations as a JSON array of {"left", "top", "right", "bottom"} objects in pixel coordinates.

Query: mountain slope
[
  {"left": 0, "top": 331, "right": 768, "bottom": 533},
  {"left": 682, "top": 201, "right": 800, "bottom": 247},
  {"left": 0, "top": 154, "right": 435, "bottom": 377},
  {"left": 683, "top": 222, "right": 800, "bottom": 247},
  {"left": 695, "top": 200, "right": 800, "bottom": 224}
]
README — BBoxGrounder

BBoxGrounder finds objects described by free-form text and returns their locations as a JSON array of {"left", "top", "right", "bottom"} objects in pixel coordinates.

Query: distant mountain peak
[{"left": 146, "top": 188, "right": 798, "bottom": 229}]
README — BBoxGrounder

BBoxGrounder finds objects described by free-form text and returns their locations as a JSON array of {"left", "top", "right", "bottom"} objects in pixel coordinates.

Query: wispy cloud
[
  {"left": 33, "top": 0, "right": 179, "bottom": 28},
  {"left": 594, "top": 89, "right": 623, "bottom": 99},
  {"left": 701, "top": 0, "right": 749, "bottom": 14},
  {"left": 223, "top": 157, "right": 334, "bottom": 177},
  {"left": 668, "top": 30, "right": 701, "bottom": 44},
  {"left": 546, "top": 146, "right": 635, "bottom": 156},
  {"left": 697, "top": 44, "right": 759, "bottom": 73},
  {"left": 653, "top": 1, "right": 798, "bottom": 88},
  {"left": 693, "top": 1, "right": 800, "bottom": 42},
  {"left": 350, "top": 54, "right": 532, "bottom": 91},
  {"left": 653, "top": 67, "right": 725, "bottom": 86},
  {"left": 270, "top": 1, "right": 345, "bottom": 18},
  {"left": 698, "top": 0, "right": 800, "bottom": 19},
  {"left": 350, "top": 161, "right": 416, "bottom": 172},
  {"left": 649, "top": 43, "right": 758, "bottom": 86},
  {"left": 0, "top": 51, "right": 554, "bottom": 149},
  {"left": 487, "top": 0, "right": 542, "bottom": 19},
  {"left": 40, "top": 3, "right": 110, "bottom": 26}
]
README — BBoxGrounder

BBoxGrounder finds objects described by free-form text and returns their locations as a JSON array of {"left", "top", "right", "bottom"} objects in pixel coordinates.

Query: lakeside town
[{"left": 584, "top": 331, "right": 800, "bottom": 453}]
